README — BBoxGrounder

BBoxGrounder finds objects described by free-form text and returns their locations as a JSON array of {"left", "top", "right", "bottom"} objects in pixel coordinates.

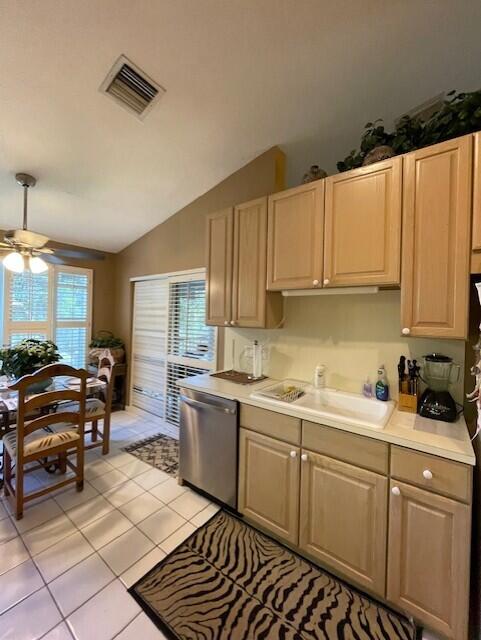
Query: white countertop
[{"left": 178, "top": 373, "right": 476, "bottom": 466}]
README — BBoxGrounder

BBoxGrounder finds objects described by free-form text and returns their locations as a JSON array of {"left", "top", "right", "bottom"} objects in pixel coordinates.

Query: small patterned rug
[
  {"left": 129, "top": 510, "right": 416, "bottom": 640},
  {"left": 123, "top": 433, "right": 179, "bottom": 477}
]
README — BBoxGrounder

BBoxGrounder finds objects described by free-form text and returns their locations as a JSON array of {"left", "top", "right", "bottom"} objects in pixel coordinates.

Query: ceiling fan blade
[
  {"left": 40, "top": 253, "right": 66, "bottom": 265},
  {"left": 46, "top": 246, "right": 105, "bottom": 261},
  {"left": 0, "top": 242, "right": 13, "bottom": 248},
  {"left": 5, "top": 229, "right": 49, "bottom": 249}
]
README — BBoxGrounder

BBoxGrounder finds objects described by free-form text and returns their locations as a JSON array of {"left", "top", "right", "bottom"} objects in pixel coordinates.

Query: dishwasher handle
[{"left": 180, "top": 394, "right": 237, "bottom": 415}]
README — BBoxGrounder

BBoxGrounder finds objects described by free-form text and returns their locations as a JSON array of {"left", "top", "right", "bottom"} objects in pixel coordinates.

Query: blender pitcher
[{"left": 419, "top": 354, "right": 460, "bottom": 422}]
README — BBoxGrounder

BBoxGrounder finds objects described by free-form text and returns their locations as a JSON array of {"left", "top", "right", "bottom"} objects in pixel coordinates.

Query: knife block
[{"left": 398, "top": 392, "right": 418, "bottom": 413}]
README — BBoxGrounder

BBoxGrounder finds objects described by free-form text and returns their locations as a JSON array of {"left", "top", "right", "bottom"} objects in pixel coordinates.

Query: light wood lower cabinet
[
  {"left": 238, "top": 428, "right": 300, "bottom": 545},
  {"left": 237, "top": 410, "right": 472, "bottom": 639},
  {"left": 299, "top": 450, "right": 387, "bottom": 596},
  {"left": 387, "top": 480, "right": 470, "bottom": 640}
]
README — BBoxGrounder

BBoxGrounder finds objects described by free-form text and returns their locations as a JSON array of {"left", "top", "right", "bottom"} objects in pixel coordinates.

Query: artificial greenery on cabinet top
[{"left": 337, "top": 88, "right": 481, "bottom": 172}]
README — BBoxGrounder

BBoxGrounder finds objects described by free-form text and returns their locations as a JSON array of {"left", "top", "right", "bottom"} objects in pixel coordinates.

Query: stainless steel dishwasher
[{"left": 179, "top": 388, "right": 238, "bottom": 509}]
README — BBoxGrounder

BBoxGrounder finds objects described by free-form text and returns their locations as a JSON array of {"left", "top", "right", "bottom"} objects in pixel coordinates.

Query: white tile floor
[{"left": 0, "top": 409, "right": 220, "bottom": 640}]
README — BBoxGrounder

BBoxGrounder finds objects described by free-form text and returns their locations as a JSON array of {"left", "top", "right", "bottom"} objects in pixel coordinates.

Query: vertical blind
[
  {"left": 131, "top": 273, "right": 216, "bottom": 425},
  {"left": 131, "top": 278, "right": 169, "bottom": 417}
]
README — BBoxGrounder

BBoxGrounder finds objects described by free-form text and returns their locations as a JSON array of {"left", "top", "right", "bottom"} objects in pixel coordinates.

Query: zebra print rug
[{"left": 129, "top": 510, "right": 415, "bottom": 640}]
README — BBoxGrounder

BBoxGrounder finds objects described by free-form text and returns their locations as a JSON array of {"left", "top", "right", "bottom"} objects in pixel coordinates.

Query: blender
[{"left": 419, "top": 353, "right": 460, "bottom": 422}]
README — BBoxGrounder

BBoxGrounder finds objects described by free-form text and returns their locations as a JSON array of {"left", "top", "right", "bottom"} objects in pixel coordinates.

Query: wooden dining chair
[
  {"left": 3, "top": 363, "right": 88, "bottom": 520},
  {"left": 56, "top": 349, "right": 115, "bottom": 455}
]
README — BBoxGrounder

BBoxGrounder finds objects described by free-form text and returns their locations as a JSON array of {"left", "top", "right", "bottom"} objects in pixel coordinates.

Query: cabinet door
[
  {"left": 401, "top": 135, "right": 472, "bottom": 338},
  {"left": 472, "top": 132, "right": 481, "bottom": 251},
  {"left": 238, "top": 428, "right": 300, "bottom": 545},
  {"left": 324, "top": 158, "right": 401, "bottom": 287},
  {"left": 299, "top": 450, "right": 387, "bottom": 596},
  {"left": 387, "top": 481, "right": 470, "bottom": 640},
  {"left": 232, "top": 197, "right": 268, "bottom": 328},
  {"left": 205, "top": 208, "right": 233, "bottom": 326},
  {"left": 267, "top": 181, "right": 324, "bottom": 290}
]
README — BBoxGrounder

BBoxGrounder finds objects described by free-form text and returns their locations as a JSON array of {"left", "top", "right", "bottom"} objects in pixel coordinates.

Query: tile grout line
[{"left": 0, "top": 411, "right": 180, "bottom": 638}]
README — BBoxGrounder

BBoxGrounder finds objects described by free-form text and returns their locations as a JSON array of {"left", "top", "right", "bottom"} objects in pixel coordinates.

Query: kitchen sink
[{"left": 250, "top": 380, "right": 394, "bottom": 429}]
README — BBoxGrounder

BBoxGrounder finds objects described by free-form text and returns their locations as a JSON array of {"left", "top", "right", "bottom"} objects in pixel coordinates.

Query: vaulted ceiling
[{"left": 1, "top": 0, "right": 481, "bottom": 252}]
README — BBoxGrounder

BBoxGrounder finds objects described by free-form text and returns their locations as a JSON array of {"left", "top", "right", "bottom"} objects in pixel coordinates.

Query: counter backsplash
[{"left": 223, "top": 290, "right": 466, "bottom": 404}]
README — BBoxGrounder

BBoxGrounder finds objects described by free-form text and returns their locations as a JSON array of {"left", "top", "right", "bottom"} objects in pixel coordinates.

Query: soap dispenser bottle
[{"left": 375, "top": 365, "right": 389, "bottom": 401}]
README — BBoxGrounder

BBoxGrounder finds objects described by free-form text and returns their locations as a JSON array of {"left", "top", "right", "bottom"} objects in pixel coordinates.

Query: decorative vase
[
  {"left": 362, "top": 145, "right": 395, "bottom": 166},
  {"left": 302, "top": 165, "right": 327, "bottom": 184},
  {"left": 26, "top": 365, "right": 53, "bottom": 394},
  {"left": 27, "top": 378, "right": 53, "bottom": 394}
]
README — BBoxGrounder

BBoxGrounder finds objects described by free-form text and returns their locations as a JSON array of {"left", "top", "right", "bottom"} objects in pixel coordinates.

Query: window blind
[
  {"left": 167, "top": 280, "right": 216, "bottom": 367},
  {"left": 131, "top": 273, "right": 217, "bottom": 425},
  {"left": 131, "top": 278, "right": 169, "bottom": 417},
  {"left": 9, "top": 271, "right": 48, "bottom": 323},
  {"left": 3, "top": 265, "right": 92, "bottom": 368},
  {"left": 56, "top": 271, "right": 89, "bottom": 321},
  {"left": 166, "top": 278, "right": 216, "bottom": 426},
  {"left": 10, "top": 332, "right": 48, "bottom": 347},
  {"left": 165, "top": 362, "right": 210, "bottom": 426},
  {"left": 55, "top": 327, "right": 88, "bottom": 368},
  {"left": 54, "top": 268, "right": 91, "bottom": 368}
]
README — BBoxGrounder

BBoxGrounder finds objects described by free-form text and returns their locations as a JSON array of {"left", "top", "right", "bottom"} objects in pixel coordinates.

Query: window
[
  {"left": 3, "top": 265, "right": 93, "bottom": 368},
  {"left": 131, "top": 271, "right": 217, "bottom": 426},
  {"left": 166, "top": 277, "right": 216, "bottom": 425}
]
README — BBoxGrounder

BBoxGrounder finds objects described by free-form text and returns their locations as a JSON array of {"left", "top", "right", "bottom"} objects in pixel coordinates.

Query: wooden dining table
[{"left": 0, "top": 375, "right": 106, "bottom": 487}]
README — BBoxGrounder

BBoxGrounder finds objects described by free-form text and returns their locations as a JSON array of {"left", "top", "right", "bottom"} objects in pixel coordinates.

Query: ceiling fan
[{"left": 0, "top": 173, "right": 105, "bottom": 274}]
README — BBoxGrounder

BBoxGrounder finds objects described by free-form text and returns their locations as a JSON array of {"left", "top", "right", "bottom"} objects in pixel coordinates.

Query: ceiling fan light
[
  {"left": 29, "top": 255, "right": 48, "bottom": 274},
  {"left": 3, "top": 251, "right": 25, "bottom": 273}
]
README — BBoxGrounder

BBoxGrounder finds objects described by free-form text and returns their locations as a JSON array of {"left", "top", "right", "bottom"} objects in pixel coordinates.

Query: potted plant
[
  {"left": 88, "top": 331, "right": 125, "bottom": 365},
  {"left": 337, "top": 88, "right": 481, "bottom": 172},
  {"left": 0, "top": 339, "right": 61, "bottom": 391}
]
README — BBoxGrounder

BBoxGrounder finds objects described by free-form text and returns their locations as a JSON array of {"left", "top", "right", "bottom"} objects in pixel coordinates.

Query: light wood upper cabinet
[
  {"left": 232, "top": 197, "right": 282, "bottom": 328},
  {"left": 387, "top": 480, "right": 470, "bottom": 640},
  {"left": 401, "top": 135, "right": 472, "bottom": 339},
  {"left": 472, "top": 132, "right": 481, "bottom": 252},
  {"left": 267, "top": 181, "right": 324, "bottom": 290},
  {"left": 324, "top": 158, "right": 402, "bottom": 287},
  {"left": 206, "top": 208, "right": 233, "bottom": 326},
  {"left": 299, "top": 450, "right": 387, "bottom": 597},
  {"left": 238, "top": 428, "right": 300, "bottom": 545},
  {"left": 206, "top": 200, "right": 282, "bottom": 328}
]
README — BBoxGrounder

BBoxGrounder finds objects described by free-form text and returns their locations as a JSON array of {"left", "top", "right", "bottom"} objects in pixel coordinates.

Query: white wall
[{"left": 224, "top": 290, "right": 465, "bottom": 404}]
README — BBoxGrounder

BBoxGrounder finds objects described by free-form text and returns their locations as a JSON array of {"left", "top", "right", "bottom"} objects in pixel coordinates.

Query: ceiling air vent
[{"left": 100, "top": 55, "right": 165, "bottom": 119}]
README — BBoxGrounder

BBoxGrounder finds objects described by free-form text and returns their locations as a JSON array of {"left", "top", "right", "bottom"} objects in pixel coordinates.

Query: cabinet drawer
[
  {"left": 240, "top": 404, "right": 301, "bottom": 445},
  {"left": 302, "top": 422, "right": 388, "bottom": 474},
  {"left": 390, "top": 446, "right": 472, "bottom": 503}
]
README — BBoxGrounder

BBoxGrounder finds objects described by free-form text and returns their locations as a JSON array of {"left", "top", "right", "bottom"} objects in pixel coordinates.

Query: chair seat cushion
[
  {"left": 4, "top": 427, "right": 80, "bottom": 457},
  {"left": 57, "top": 397, "right": 105, "bottom": 419}
]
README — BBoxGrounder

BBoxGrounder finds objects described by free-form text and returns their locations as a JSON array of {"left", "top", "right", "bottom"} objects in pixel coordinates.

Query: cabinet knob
[
  {"left": 391, "top": 486, "right": 401, "bottom": 496},
  {"left": 312, "top": 279, "right": 319, "bottom": 286},
  {"left": 289, "top": 450, "right": 297, "bottom": 459},
  {"left": 224, "top": 321, "right": 229, "bottom": 326},
  {"left": 402, "top": 327, "right": 410, "bottom": 336},
  {"left": 323, "top": 278, "right": 330, "bottom": 285},
  {"left": 230, "top": 320, "right": 236, "bottom": 326},
  {"left": 301, "top": 453, "right": 308, "bottom": 462},
  {"left": 422, "top": 469, "right": 433, "bottom": 480}
]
